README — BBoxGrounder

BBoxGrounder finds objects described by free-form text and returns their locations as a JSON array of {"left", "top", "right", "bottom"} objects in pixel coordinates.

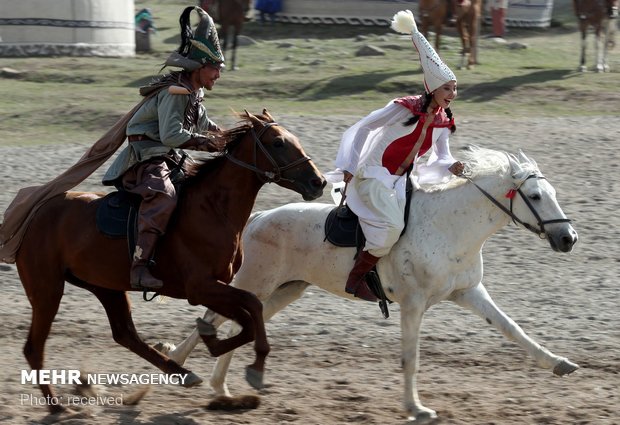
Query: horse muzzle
[
  {"left": 300, "top": 175, "right": 327, "bottom": 201},
  {"left": 547, "top": 225, "right": 578, "bottom": 253}
]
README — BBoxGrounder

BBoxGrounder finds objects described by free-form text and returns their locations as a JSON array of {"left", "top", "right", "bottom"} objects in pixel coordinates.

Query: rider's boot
[
  {"left": 345, "top": 250, "right": 379, "bottom": 302},
  {"left": 130, "top": 231, "right": 163, "bottom": 290}
]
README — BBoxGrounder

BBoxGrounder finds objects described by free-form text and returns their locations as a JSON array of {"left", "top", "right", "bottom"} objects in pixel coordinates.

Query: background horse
[
  {"left": 454, "top": 0, "right": 482, "bottom": 69},
  {"left": 14, "top": 110, "right": 325, "bottom": 414},
  {"left": 202, "top": 0, "right": 252, "bottom": 70},
  {"left": 573, "top": 0, "right": 617, "bottom": 72},
  {"left": 161, "top": 147, "right": 578, "bottom": 421},
  {"left": 419, "top": 0, "right": 449, "bottom": 52}
]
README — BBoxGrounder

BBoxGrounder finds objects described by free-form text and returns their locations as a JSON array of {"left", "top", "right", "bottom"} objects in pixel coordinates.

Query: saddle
[
  {"left": 323, "top": 175, "right": 414, "bottom": 319},
  {"left": 96, "top": 191, "right": 141, "bottom": 256},
  {"left": 96, "top": 154, "right": 188, "bottom": 255}
]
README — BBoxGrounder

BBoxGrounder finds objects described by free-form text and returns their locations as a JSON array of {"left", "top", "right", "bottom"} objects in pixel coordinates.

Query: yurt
[
  {"left": 0, "top": 0, "right": 135, "bottom": 57},
  {"left": 274, "top": 0, "right": 555, "bottom": 28}
]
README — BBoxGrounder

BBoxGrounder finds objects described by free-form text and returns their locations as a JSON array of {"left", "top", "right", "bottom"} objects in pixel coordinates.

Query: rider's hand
[
  {"left": 343, "top": 171, "right": 353, "bottom": 183},
  {"left": 448, "top": 161, "right": 465, "bottom": 176},
  {"left": 180, "top": 136, "right": 225, "bottom": 152}
]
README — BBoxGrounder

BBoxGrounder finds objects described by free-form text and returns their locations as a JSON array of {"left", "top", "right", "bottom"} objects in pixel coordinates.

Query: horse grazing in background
[
  {"left": 14, "top": 110, "right": 325, "bottom": 414},
  {"left": 160, "top": 147, "right": 579, "bottom": 422},
  {"left": 202, "top": 0, "right": 251, "bottom": 70},
  {"left": 419, "top": 0, "right": 449, "bottom": 52},
  {"left": 454, "top": 0, "right": 482, "bottom": 69},
  {"left": 573, "top": 0, "right": 617, "bottom": 72}
]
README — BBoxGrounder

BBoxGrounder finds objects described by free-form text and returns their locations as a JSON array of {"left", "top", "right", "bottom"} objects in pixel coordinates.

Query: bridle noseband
[
  {"left": 463, "top": 173, "right": 572, "bottom": 238},
  {"left": 224, "top": 122, "right": 312, "bottom": 183}
]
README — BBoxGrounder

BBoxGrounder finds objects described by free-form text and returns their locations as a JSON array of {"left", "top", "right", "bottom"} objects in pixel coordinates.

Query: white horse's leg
[
  {"left": 400, "top": 296, "right": 437, "bottom": 421},
  {"left": 451, "top": 283, "right": 579, "bottom": 375},
  {"left": 595, "top": 29, "right": 604, "bottom": 72},
  {"left": 209, "top": 281, "right": 310, "bottom": 396},
  {"left": 602, "top": 21, "right": 611, "bottom": 72},
  {"left": 209, "top": 281, "right": 311, "bottom": 396},
  {"left": 166, "top": 309, "right": 227, "bottom": 365}
]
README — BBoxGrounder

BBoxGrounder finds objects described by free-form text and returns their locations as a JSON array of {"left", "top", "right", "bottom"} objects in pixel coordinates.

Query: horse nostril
[
  {"left": 561, "top": 235, "right": 576, "bottom": 247},
  {"left": 313, "top": 178, "right": 327, "bottom": 189}
]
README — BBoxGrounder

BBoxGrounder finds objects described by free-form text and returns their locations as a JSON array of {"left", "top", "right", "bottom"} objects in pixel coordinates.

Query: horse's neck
[
  {"left": 190, "top": 162, "right": 263, "bottom": 228},
  {"left": 415, "top": 175, "right": 513, "bottom": 250}
]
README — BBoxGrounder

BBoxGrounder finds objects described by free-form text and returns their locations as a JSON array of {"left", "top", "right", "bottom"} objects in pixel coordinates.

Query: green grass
[{"left": 0, "top": 0, "right": 618, "bottom": 146}]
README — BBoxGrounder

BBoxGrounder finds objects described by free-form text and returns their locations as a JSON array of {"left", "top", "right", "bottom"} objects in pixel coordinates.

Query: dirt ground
[{"left": 0, "top": 113, "right": 618, "bottom": 425}]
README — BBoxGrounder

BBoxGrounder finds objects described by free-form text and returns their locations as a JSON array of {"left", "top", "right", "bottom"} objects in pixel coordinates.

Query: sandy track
[{"left": 0, "top": 114, "right": 618, "bottom": 424}]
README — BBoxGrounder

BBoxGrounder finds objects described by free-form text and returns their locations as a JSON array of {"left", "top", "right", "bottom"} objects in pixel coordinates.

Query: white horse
[{"left": 159, "top": 147, "right": 579, "bottom": 422}]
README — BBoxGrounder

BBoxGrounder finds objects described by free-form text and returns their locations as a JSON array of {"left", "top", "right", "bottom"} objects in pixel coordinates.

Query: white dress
[{"left": 326, "top": 98, "right": 457, "bottom": 256}]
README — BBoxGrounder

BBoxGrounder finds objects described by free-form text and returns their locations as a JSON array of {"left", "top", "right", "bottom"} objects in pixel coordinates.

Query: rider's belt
[{"left": 128, "top": 134, "right": 153, "bottom": 143}]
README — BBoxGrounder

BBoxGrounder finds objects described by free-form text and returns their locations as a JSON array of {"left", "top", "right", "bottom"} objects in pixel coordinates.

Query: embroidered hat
[
  {"left": 165, "top": 6, "right": 225, "bottom": 71},
  {"left": 391, "top": 9, "right": 456, "bottom": 93}
]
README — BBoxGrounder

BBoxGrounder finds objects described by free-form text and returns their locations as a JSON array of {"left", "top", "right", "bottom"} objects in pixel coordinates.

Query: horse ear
[
  {"left": 262, "top": 108, "right": 275, "bottom": 122},
  {"left": 244, "top": 109, "right": 261, "bottom": 126},
  {"left": 518, "top": 149, "right": 538, "bottom": 170},
  {"left": 244, "top": 109, "right": 255, "bottom": 120},
  {"left": 506, "top": 153, "right": 522, "bottom": 177}
]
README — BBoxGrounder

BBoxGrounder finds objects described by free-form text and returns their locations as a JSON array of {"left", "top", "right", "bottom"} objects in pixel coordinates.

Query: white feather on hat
[{"left": 391, "top": 9, "right": 456, "bottom": 93}]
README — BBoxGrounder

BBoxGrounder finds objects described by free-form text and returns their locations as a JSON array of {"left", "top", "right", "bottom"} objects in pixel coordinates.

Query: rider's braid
[
  {"left": 403, "top": 92, "right": 433, "bottom": 127},
  {"left": 445, "top": 107, "right": 456, "bottom": 134}
]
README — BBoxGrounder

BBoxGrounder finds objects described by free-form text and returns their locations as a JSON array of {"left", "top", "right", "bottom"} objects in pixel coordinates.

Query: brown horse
[
  {"left": 454, "top": 0, "right": 482, "bottom": 69},
  {"left": 419, "top": 0, "right": 449, "bottom": 52},
  {"left": 573, "top": 0, "right": 617, "bottom": 72},
  {"left": 202, "top": 0, "right": 251, "bottom": 70},
  {"left": 15, "top": 110, "right": 326, "bottom": 414}
]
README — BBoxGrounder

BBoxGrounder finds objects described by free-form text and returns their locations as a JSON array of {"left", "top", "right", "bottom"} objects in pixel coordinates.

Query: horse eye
[
  {"left": 529, "top": 193, "right": 541, "bottom": 201},
  {"left": 273, "top": 139, "right": 284, "bottom": 148}
]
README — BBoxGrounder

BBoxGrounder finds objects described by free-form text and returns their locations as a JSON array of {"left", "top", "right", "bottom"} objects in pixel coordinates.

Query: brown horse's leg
[
  {"left": 579, "top": 24, "right": 588, "bottom": 71},
  {"left": 20, "top": 272, "right": 66, "bottom": 414},
  {"left": 231, "top": 27, "right": 239, "bottom": 70},
  {"left": 189, "top": 282, "right": 270, "bottom": 389},
  {"left": 84, "top": 285, "right": 202, "bottom": 386},
  {"left": 470, "top": 13, "right": 479, "bottom": 66},
  {"left": 219, "top": 25, "right": 228, "bottom": 64}
]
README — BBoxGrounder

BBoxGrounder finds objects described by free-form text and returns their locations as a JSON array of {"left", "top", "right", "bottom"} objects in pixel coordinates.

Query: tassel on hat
[
  {"left": 391, "top": 10, "right": 456, "bottom": 94},
  {"left": 164, "top": 6, "right": 225, "bottom": 71}
]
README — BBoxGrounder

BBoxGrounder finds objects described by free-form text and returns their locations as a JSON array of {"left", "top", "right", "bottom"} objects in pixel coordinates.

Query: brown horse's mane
[{"left": 183, "top": 114, "right": 271, "bottom": 183}]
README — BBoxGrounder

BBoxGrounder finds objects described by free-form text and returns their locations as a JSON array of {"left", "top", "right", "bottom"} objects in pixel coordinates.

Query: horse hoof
[
  {"left": 182, "top": 371, "right": 204, "bottom": 387},
  {"left": 245, "top": 366, "right": 264, "bottom": 390},
  {"left": 407, "top": 407, "right": 438, "bottom": 423},
  {"left": 206, "top": 394, "right": 261, "bottom": 410},
  {"left": 553, "top": 358, "right": 579, "bottom": 376}
]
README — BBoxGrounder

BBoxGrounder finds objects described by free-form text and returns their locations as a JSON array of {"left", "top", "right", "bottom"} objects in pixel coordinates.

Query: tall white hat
[{"left": 391, "top": 10, "right": 456, "bottom": 93}]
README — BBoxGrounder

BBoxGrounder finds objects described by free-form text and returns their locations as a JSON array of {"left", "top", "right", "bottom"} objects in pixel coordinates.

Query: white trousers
[{"left": 350, "top": 175, "right": 406, "bottom": 257}]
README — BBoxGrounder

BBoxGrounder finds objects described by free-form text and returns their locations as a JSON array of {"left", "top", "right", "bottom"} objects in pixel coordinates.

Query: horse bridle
[
  {"left": 224, "top": 122, "right": 312, "bottom": 183},
  {"left": 463, "top": 173, "right": 572, "bottom": 238}
]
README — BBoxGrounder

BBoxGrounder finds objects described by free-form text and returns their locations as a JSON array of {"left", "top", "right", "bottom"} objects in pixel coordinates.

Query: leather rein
[
  {"left": 462, "top": 173, "right": 572, "bottom": 238},
  {"left": 224, "top": 122, "right": 311, "bottom": 183}
]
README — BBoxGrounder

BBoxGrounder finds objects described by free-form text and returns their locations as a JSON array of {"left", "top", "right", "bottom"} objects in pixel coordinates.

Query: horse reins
[
  {"left": 462, "top": 173, "right": 572, "bottom": 238},
  {"left": 224, "top": 122, "right": 311, "bottom": 183}
]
